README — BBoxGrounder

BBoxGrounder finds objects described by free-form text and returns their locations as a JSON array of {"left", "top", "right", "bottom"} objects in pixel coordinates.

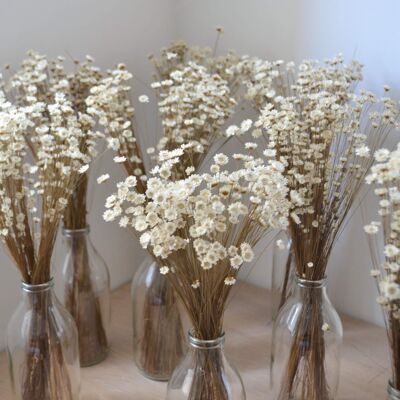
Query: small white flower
[
  {"left": 224, "top": 276, "right": 236, "bottom": 286},
  {"left": 322, "top": 323, "right": 330, "bottom": 332},
  {"left": 97, "top": 174, "right": 110, "bottom": 184},
  {"left": 79, "top": 164, "right": 89, "bottom": 174},
  {"left": 166, "top": 52, "right": 177, "bottom": 60},
  {"left": 160, "top": 266, "right": 169, "bottom": 275},
  {"left": 146, "top": 147, "right": 155, "bottom": 154},
  {"left": 226, "top": 125, "right": 239, "bottom": 137},
  {"left": 214, "top": 153, "right": 229, "bottom": 166},
  {"left": 191, "top": 280, "right": 200, "bottom": 289},
  {"left": 384, "top": 244, "right": 400, "bottom": 258},
  {"left": 138, "top": 95, "right": 149, "bottom": 103},
  {"left": 355, "top": 145, "right": 370, "bottom": 157},
  {"left": 114, "top": 156, "right": 127, "bottom": 163},
  {"left": 374, "top": 148, "right": 390, "bottom": 162},
  {"left": 240, "top": 119, "right": 252, "bottom": 133},
  {"left": 364, "top": 224, "right": 379, "bottom": 234}
]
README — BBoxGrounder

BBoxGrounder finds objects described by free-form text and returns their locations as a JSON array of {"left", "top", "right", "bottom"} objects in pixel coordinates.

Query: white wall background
[{"left": 0, "top": 0, "right": 399, "bottom": 347}]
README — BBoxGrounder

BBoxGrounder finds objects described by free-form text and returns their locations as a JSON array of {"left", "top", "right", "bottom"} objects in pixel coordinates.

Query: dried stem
[
  {"left": 187, "top": 349, "right": 230, "bottom": 400},
  {"left": 21, "top": 291, "right": 74, "bottom": 400},
  {"left": 276, "top": 289, "right": 331, "bottom": 400}
]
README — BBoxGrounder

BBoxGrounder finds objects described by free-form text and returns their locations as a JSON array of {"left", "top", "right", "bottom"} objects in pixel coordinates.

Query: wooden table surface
[{"left": 0, "top": 282, "right": 390, "bottom": 399}]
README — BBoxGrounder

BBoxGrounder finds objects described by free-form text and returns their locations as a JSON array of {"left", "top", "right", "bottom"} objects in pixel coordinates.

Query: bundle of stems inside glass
[
  {"left": 103, "top": 141, "right": 292, "bottom": 399},
  {"left": 0, "top": 51, "right": 98, "bottom": 399},
  {"left": 9, "top": 51, "right": 111, "bottom": 366},
  {"left": 90, "top": 38, "right": 242, "bottom": 378},
  {"left": 364, "top": 143, "right": 400, "bottom": 393},
  {"left": 240, "top": 55, "right": 399, "bottom": 400}
]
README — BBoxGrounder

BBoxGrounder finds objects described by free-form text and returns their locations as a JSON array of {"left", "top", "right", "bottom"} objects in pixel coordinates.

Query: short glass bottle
[
  {"left": 59, "top": 226, "right": 111, "bottom": 367},
  {"left": 166, "top": 333, "right": 246, "bottom": 400},
  {"left": 132, "top": 257, "right": 186, "bottom": 380},
  {"left": 6, "top": 279, "right": 80, "bottom": 400},
  {"left": 272, "top": 276, "right": 343, "bottom": 400}
]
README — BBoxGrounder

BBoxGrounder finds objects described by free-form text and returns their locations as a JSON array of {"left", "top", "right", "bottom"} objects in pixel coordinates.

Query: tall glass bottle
[
  {"left": 6, "top": 279, "right": 80, "bottom": 400},
  {"left": 272, "top": 276, "right": 343, "bottom": 400},
  {"left": 59, "top": 226, "right": 111, "bottom": 367},
  {"left": 166, "top": 333, "right": 246, "bottom": 400},
  {"left": 132, "top": 257, "right": 186, "bottom": 380}
]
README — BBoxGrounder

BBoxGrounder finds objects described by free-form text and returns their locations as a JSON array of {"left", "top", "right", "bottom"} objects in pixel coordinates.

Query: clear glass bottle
[
  {"left": 59, "top": 226, "right": 111, "bottom": 367},
  {"left": 6, "top": 279, "right": 80, "bottom": 400},
  {"left": 132, "top": 257, "right": 186, "bottom": 380},
  {"left": 272, "top": 277, "right": 343, "bottom": 400},
  {"left": 166, "top": 333, "right": 246, "bottom": 400},
  {"left": 388, "top": 382, "right": 400, "bottom": 400}
]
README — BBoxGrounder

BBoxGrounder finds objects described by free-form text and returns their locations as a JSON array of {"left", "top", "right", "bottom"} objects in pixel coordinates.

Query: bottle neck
[
  {"left": 62, "top": 225, "right": 90, "bottom": 238},
  {"left": 188, "top": 332, "right": 225, "bottom": 350},
  {"left": 21, "top": 279, "right": 54, "bottom": 304},
  {"left": 294, "top": 276, "right": 327, "bottom": 297}
]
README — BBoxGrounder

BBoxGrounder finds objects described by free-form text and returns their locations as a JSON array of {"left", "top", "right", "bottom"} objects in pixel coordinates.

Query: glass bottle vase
[
  {"left": 272, "top": 276, "right": 343, "bottom": 400},
  {"left": 388, "top": 382, "right": 400, "bottom": 400},
  {"left": 166, "top": 333, "right": 246, "bottom": 400},
  {"left": 6, "top": 280, "right": 80, "bottom": 400},
  {"left": 59, "top": 226, "right": 111, "bottom": 367},
  {"left": 132, "top": 257, "right": 186, "bottom": 380}
]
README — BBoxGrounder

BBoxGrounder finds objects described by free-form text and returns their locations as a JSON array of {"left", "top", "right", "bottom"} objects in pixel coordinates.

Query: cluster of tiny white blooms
[
  {"left": 153, "top": 62, "right": 237, "bottom": 178},
  {"left": 247, "top": 56, "right": 399, "bottom": 277},
  {"left": 365, "top": 144, "right": 400, "bottom": 314},
  {"left": 149, "top": 40, "right": 212, "bottom": 82},
  {"left": 103, "top": 147, "right": 290, "bottom": 286},
  {"left": 86, "top": 64, "right": 146, "bottom": 190},
  {"left": 237, "top": 54, "right": 362, "bottom": 111},
  {"left": 0, "top": 51, "right": 110, "bottom": 281},
  {"left": 149, "top": 38, "right": 242, "bottom": 95}
]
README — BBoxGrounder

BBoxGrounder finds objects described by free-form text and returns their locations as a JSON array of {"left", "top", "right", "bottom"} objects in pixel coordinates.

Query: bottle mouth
[
  {"left": 21, "top": 278, "right": 54, "bottom": 293},
  {"left": 62, "top": 225, "right": 90, "bottom": 237},
  {"left": 388, "top": 381, "right": 400, "bottom": 399},
  {"left": 296, "top": 275, "right": 327, "bottom": 288},
  {"left": 188, "top": 332, "right": 225, "bottom": 349}
]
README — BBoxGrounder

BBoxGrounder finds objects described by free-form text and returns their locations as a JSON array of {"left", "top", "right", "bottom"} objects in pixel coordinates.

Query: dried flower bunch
[
  {"left": 0, "top": 52, "right": 100, "bottom": 285},
  {"left": 149, "top": 39, "right": 242, "bottom": 94},
  {"left": 7, "top": 51, "right": 107, "bottom": 230},
  {"left": 365, "top": 144, "right": 400, "bottom": 390},
  {"left": 89, "top": 42, "right": 239, "bottom": 190},
  {"left": 94, "top": 39, "right": 242, "bottom": 380},
  {"left": 86, "top": 64, "right": 147, "bottom": 193},
  {"left": 236, "top": 55, "right": 399, "bottom": 400},
  {"left": 104, "top": 145, "right": 290, "bottom": 339},
  {"left": 152, "top": 62, "right": 237, "bottom": 179},
  {"left": 244, "top": 56, "right": 399, "bottom": 279},
  {"left": 237, "top": 54, "right": 362, "bottom": 111}
]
